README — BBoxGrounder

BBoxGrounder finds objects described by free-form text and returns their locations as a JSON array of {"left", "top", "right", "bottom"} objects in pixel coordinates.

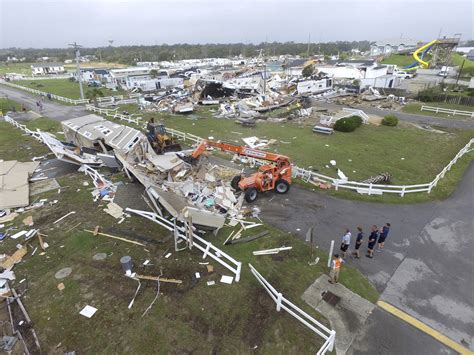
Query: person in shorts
[
  {"left": 340, "top": 228, "right": 351, "bottom": 258},
  {"left": 352, "top": 226, "right": 364, "bottom": 259},
  {"left": 329, "top": 254, "right": 345, "bottom": 284},
  {"left": 377, "top": 223, "right": 391, "bottom": 250},
  {"left": 366, "top": 225, "right": 378, "bottom": 258}
]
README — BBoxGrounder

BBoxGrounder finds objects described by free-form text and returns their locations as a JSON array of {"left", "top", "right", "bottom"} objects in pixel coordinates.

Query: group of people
[
  {"left": 340, "top": 223, "right": 390, "bottom": 259},
  {"left": 329, "top": 223, "right": 391, "bottom": 284}
]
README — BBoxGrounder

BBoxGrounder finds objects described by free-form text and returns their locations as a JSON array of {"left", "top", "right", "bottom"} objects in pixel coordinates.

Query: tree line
[{"left": 0, "top": 41, "right": 371, "bottom": 64}]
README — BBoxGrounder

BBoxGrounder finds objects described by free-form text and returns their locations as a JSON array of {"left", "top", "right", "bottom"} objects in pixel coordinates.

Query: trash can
[{"left": 120, "top": 255, "right": 133, "bottom": 275}]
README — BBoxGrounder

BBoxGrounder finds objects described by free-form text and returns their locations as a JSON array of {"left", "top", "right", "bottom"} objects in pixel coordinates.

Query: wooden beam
[{"left": 84, "top": 229, "right": 146, "bottom": 247}]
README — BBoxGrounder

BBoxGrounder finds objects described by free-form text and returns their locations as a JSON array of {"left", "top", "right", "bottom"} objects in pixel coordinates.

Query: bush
[
  {"left": 382, "top": 115, "right": 399, "bottom": 127},
  {"left": 334, "top": 115, "right": 363, "bottom": 132},
  {"left": 416, "top": 87, "right": 440, "bottom": 102}
]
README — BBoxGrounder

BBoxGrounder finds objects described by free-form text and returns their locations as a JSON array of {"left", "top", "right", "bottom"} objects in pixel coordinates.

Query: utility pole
[
  {"left": 455, "top": 59, "right": 465, "bottom": 88},
  {"left": 307, "top": 33, "right": 311, "bottom": 57},
  {"left": 69, "top": 42, "right": 84, "bottom": 100}
]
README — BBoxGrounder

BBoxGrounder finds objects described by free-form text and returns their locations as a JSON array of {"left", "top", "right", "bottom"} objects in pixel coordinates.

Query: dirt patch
[{"left": 243, "top": 287, "right": 276, "bottom": 349}]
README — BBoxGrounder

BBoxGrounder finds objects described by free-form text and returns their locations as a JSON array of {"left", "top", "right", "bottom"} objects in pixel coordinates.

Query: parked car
[{"left": 395, "top": 71, "right": 415, "bottom": 79}]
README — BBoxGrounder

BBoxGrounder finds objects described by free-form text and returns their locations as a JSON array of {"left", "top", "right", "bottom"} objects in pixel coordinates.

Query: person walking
[
  {"left": 377, "top": 223, "right": 391, "bottom": 250},
  {"left": 329, "top": 254, "right": 345, "bottom": 284},
  {"left": 340, "top": 228, "right": 351, "bottom": 258},
  {"left": 366, "top": 225, "right": 378, "bottom": 258},
  {"left": 352, "top": 226, "right": 364, "bottom": 259}
]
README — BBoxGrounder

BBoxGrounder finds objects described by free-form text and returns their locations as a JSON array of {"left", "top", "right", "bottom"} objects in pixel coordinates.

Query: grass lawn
[
  {"left": 0, "top": 62, "right": 34, "bottom": 75},
  {"left": 1, "top": 118, "right": 378, "bottom": 353},
  {"left": 380, "top": 54, "right": 425, "bottom": 67},
  {"left": 11, "top": 78, "right": 124, "bottom": 99},
  {"left": 103, "top": 106, "right": 474, "bottom": 203},
  {"left": 402, "top": 102, "right": 474, "bottom": 119},
  {"left": 0, "top": 98, "right": 21, "bottom": 114}
]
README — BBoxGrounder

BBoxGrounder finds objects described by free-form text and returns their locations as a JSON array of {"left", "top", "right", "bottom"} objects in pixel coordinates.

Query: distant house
[
  {"left": 31, "top": 63, "right": 65, "bottom": 75},
  {"left": 370, "top": 39, "right": 420, "bottom": 56},
  {"left": 467, "top": 49, "right": 474, "bottom": 61}
]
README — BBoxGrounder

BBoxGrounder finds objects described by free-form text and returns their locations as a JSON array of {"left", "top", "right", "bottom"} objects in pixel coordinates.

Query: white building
[
  {"left": 222, "top": 76, "right": 264, "bottom": 94},
  {"left": 296, "top": 77, "right": 333, "bottom": 95},
  {"left": 370, "top": 39, "right": 420, "bottom": 56},
  {"left": 31, "top": 63, "right": 65, "bottom": 75},
  {"left": 360, "top": 75, "right": 402, "bottom": 89},
  {"left": 125, "top": 75, "right": 184, "bottom": 91},
  {"left": 109, "top": 67, "right": 150, "bottom": 86}
]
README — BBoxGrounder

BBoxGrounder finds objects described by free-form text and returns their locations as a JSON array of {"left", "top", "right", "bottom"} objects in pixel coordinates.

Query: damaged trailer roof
[{"left": 62, "top": 114, "right": 142, "bottom": 153}]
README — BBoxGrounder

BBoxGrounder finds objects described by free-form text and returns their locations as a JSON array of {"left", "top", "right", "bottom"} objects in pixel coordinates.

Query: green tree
[
  {"left": 302, "top": 64, "right": 314, "bottom": 77},
  {"left": 86, "top": 88, "right": 104, "bottom": 107}
]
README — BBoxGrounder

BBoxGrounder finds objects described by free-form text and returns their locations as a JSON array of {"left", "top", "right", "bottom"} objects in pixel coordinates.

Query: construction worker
[{"left": 329, "top": 254, "right": 344, "bottom": 284}]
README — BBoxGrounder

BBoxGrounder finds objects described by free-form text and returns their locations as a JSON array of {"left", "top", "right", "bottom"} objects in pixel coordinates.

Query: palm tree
[{"left": 86, "top": 88, "right": 104, "bottom": 107}]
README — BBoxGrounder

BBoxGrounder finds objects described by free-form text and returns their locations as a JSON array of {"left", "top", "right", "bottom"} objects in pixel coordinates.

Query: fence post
[
  {"left": 276, "top": 293, "right": 283, "bottom": 312},
  {"left": 235, "top": 262, "right": 242, "bottom": 282},
  {"left": 368, "top": 183, "right": 373, "bottom": 195},
  {"left": 327, "top": 240, "right": 334, "bottom": 268},
  {"left": 202, "top": 243, "right": 211, "bottom": 259},
  {"left": 427, "top": 183, "right": 433, "bottom": 194},
  {"left": 400, "top": 186, "right": 405, "bottom": 197},
  {"left": 334, "top": 181, "right": 338, "bottom": 191}
]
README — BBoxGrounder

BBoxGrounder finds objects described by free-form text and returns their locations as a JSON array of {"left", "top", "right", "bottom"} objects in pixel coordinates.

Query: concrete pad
[{"left": 302, "top": 275, "right": 375, "bottom": 355}]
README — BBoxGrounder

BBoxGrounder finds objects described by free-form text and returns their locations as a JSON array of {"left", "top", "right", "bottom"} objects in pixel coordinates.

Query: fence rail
[
  {"left": 426, "top": 94, "right": 474, "bottom": 107},
  {"left": 421, "top": 105, "right": 474, "bottom": 118},
  {"left": 0, "top": 80, "right": 130, "bottom": 106},
  {"left": 249, "top": 264, "right": 335, "bottom": 354},
  {"left": 5, "top": 114, "right": 473, "bottom": 198},
  {"left": 166, "top": 126, "right": 473, "bottom": 197},
  {"left": 85, "top": 105, "right": 143, "bottom": 125},
  {"left": 125, "top": 208, "right": 242, "bottom": 282}
]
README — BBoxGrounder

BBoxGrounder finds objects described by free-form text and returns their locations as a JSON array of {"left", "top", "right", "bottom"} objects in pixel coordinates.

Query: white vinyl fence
[
  {"left": 249, "top": 264, "right": 336, "bottom": 355},
  {"left": 125, "top": 208, "right": 242, "bottom": 282},
  {"left": 0, "top": 80, "right": 131, "bottom": 106},
  {"left": 4, "top": 114, "right": 473, "bottom": 198},
  {"left": 164, "top": 127, "right": 474, "bottom": 197},
  {"left": 85, "top": 105, "right": 143, "bottom": 125},
  {"left": 421, "top": 105, "right": 474, "bottom": 118}
]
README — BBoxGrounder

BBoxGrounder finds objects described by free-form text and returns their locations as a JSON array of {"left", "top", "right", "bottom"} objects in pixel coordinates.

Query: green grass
[
  {"left": 0, "top": 148, "right": 378, "bottom": 353},
  {"left": 0, "top": 98, "right": 21, "bottom": 114},
  {"left": 10, "top": 78, "right": 124, "bottom": 99},
  {"left": 0, "top": 62, "right": 34, "bottom": 75},
  {"left": 380, "top": 53, "right": 425, "bottom": 67},
  {"left": 0, "top": 118, "right": 62, "bottom": 161},
  {"left": 153, "top": 111, "right": 473, "bottom": 185},
  {"left": 402, "top": 102, "right": 473, "bottom": 118}
]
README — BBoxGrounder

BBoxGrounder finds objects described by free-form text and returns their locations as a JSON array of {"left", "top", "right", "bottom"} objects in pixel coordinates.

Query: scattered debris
[
  {"left": 362, "top": 172, "right": 392, "bottom": 184},
  {"left": 253, "top": 246, "right": 292, "bottom": 255},
  {"left": 220, "top": 275, "right": 234, "bottom": 284},
  {"left": 57, "top": 283, "right": 65, "bottom": 291},
  {"left": 85, "top": 229, "right": 146, "bottom": 247},
  {"left": 79, "top": 305, "right": 98, "bottom": 318},
  {"left": 53, "top": 211, "right": 76, "bottom": 225}
]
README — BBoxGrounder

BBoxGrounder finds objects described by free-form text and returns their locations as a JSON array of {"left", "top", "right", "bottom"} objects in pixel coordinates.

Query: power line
[{"left": 69, "top": 42, "right": 84, "bottom": 100}]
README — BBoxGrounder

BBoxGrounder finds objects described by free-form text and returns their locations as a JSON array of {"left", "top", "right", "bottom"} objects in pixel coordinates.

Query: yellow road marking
[{"left": 377, "top": 300, "right": 473, "bottom": 355}]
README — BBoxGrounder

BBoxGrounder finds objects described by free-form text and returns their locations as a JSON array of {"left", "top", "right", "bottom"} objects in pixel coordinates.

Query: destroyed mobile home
[{"left": 13, "top": 114, "right": 292, "bottom": 230}]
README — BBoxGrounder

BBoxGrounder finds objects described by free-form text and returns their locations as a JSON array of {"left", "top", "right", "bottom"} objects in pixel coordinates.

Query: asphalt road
[
  {"left": 258, "top": 162, "right": 474, "bottom": 353},
  {"left": 0, "top": 83, "right": 87, "bottom": 121},
  {"left": 313, "top": 101, "right": 474, "bottom": 129}
]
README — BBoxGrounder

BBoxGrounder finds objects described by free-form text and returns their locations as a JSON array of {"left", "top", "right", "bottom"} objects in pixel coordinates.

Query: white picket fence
[
  {"left": 85, "top": 105, "right": 143, "bottom": 125},
  {"left": 4, "top": 115, "right": 44, "bottom": 143},
  {"left": 421, "top": 105, "right": 474, "bottom": 118},
  {"left": 125, "top": 208, "right": 242, "bottom": 282},
  {"left": 249, "top": 264, "right": 336, "bottom": 354}
]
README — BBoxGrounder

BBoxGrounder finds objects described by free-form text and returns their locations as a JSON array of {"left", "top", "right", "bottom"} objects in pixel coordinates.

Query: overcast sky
[{"left": 0, "top": 0, "right": 472, "bottom": 48}]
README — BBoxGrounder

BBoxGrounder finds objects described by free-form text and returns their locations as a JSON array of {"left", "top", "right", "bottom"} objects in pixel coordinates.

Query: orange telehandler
[{"left": 192, "top": 140, "right": 292, "bottom": 203}]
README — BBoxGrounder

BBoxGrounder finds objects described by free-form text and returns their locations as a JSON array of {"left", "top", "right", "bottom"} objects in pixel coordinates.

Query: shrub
[
  {"left": 382, "top": 115, "right": 399, "bottom": 127},
  {"left": 416, "top": 87, "right": 440, "bottom": 102},
  {"left": 334, "top": 115, "right": 363, "bottom": 132}
]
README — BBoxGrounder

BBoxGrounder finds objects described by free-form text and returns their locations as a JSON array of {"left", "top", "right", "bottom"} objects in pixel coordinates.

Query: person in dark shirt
[
  {"left": 377, "top": 223, "right": 391, "bottom": 250},
  {"left": 352, "top": 226, "right": 364, "bottom": 259},
  {"left": 366, "top": 225, "right": 378, "bottom": 259}
]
